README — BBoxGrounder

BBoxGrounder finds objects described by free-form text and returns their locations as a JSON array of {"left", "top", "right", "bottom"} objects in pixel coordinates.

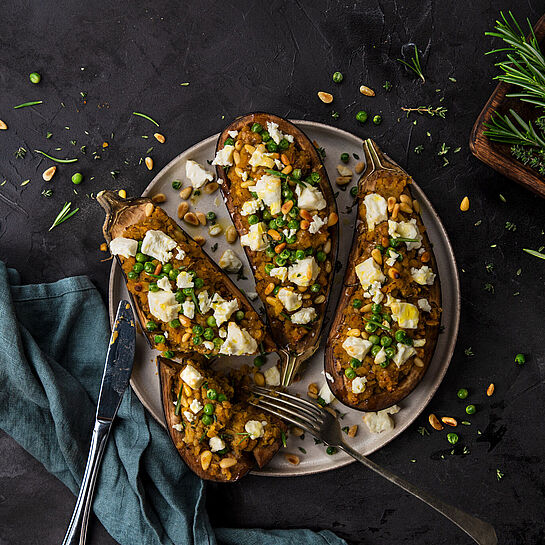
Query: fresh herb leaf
[
  {"left": 397, "top": 44, "right": 425, "bottom": 82},
  {"left": 132, "top": 111, "right": 160, "bottom": 127},
  {"left": 523, "top": 248, "right": 545, "bottom": 259},
  {"left": 35, "top": 150, "right": 78, "bottom": 163},
  {"left": 402, "top": 106, "right": 447, "bottom": 118},
  {"left": 14, "top": 147, "right": 27, "bottom": 159},
  {"left": 49, "top": 202, "right": 79, "bottom": 231},
  {"left": 14, "top": 100, "right": 43, "bottom": 109}
]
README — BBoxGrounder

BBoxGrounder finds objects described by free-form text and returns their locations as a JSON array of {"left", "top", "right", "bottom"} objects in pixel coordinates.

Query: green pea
[
  {"left": 292, "top": 168, "right": 302, "bottom": 180},
  {"left": 289, "top": 206, "right": 299, "bottom": 218},
  {"left": 213, "top": 338, "right": 223, "bottom": 349},
  {"left": 206, "top": 211, "right": 216, "bottom": 221},
  {"left": 368, "top": 334, "right": 380, "bottom": 345},
  {"left": 183, "top": 287, "right": 194, "bottom": 296},
  {"left": 389, "top": 237, "right": 400, "bottom": 248},
  {"left": 282, "top": 186, "right": 294, "bottom": 199},
  {"left": 148, "top": 283, "right": 159, "bottom": 292},
  {"left": 261, "top": 131, "right": 271, "bottom": 142},
  {"left": 175, "top": 291, "right": 184, "bottom": 303},
  {"left": 326, "top": 446, "right": 337, "bottom": 455},
  {"left": 371, "top": 345, "right": 382, "bottom": 357},
  {"left": 169, "top": 269, "right": 180, "bottom": 280},
  {"left": 287, "top": 219, "right": 299, "bottom": 231},
  {"left": 382, "top": 313, "right": 393, "bottom": 323},
  {"left": 251, "top": 191, "right": 259, "bottom": 199},
  {"left": 305, "top": 246, "right": 314, "bottom": 256},
  {"left": 395, "top": 329, "right": 407, "bottom": 343},
  {"left": 235, "top": 310, "right": 245, "bottom": 321},
  {"left": 332, "top": 71, "right": 343, "bottom": 83},
  {"left": 340, "top": 152, "right": 349, "bottom": 163},
  {"left": 159, "top": 264, "right": 171, "bottom": 275},
  {"left": 286, "top": 235, "right": 297, "bottom": 244},
  {"left": 371, "top": 312, "right": 382, "bottom": 322},
  {"left": 144, "top": 261, "right": 155, "bottom": 273},
  {"left": 372, "top": 303, "right": 382, "bottom": 313},
  {"left": 356, "top": 110, "right": 368, "bottom": 123},
  {"left": 457, "top": 388, "right": 469, "bottom": 399},
  {"left": 316, "top": 251, "right": 327, "bottom": 263},
  {"left": 268, "top": 219, "right": 277, "bottom": 230},
  {"left": 163, "top": 350, "right": 174, "bottom": 358},
  {"left": 275, "top": 256, "right": 287, "bottom": 267},
  {"left": 192, "top": 335, "right": 202, "bottom": 345},
  {"left": 194, "top": 277, "right": 204, "bottom": 289},
  {"left": 203, "top": 327, "right": 214, "bottom": 340},
  {"left": 146, "top": 321, "right": 157, "bottom": 331},
  {"left": 248, "top": 214, "right": 259, "bottom": 225},
  {"left": 384, "top": 346, "right": 395, "bottom": 358},
  {"left": 137, "top": 240, "right": 143, "bottom": 251},
  {"left": 267, "top": 141, "right": 278, "bottom": 152},
  {"left": 293, "top": 249, "right": 304, "bottom": 261},
  {"left": 217, "top": 393, "right": 227, "bottom": 402},
  {"left": 365, "top": 322, "right": 377, "bottom": 333},
  {"left": 380, "top": 336, "right": 392, "bottom": 347},
  {"left": 280, "top": 249, "right": 291, "bottom": 260},
  {"left": 169, "top": 318, "right": 181, "bottom": 328},
  {"left": 265, "top": 263, "right": 275, "bottom": 275},
  {"left": 310, "top": 283, "right": 321, "bottom": 293},
  {"left": 350, "top": 186, "right": 358, "bottom": 198},
  {"left": 193, "top": 325, "right": 204, "bottom": 335},
  {"left": 466, "top": 404, "right": 476, "bottom": 415},
  {"left": 71, "top": 172, "right": 83, "bottom": 185},
  {"left": 154, "top": 334, "right": 166, "bottom": 344},
  {"left": 207, "top": 389, "right": 218, "bottom": 400},
  {"left": 272, "top": 286, "right": 280, "bottom": 296},
  {"left": 379, "top": 360, "right": 390, "bottom": 368},
  {"left": 263, "top": 247, "right": 274, "bottom": 259},
  {"left": 172, "top": 180, "right": 182, "bottom": 190},
  {"left": 254, "top": 355, "right": 265, "bottom": 367},
  {"left": 275, "top": 217, "right": 286, "bottom": 228},
  {"left": 310, "top": 172, "right": 321, "bottom": 183},
  {"left": 373, "top": 115, "right": 382, "bottom": 125},
  {"left": 262, "top": 209, "right": 273, "bottom": 221},
  {"left": 29, "top": 72, "right": 41, "bottom": 84},
  {"left": 350, "top": 358, "right": 362, "bottom": 369},
  {"left": 135, "top": 252, "right": 147, "bottom": 263},
  {"left": 203, "top": 403, "right": 215, "bottom": 415},
  {"left": 345, "top": 367, "right": 357, "bottom": 379},
  {"left": 132, "top": 263, "right": 144, "bottom": 273},
  {"left": 201, "top": 414, "right": 213, "bottom": 426},
  {"left": 447, "top": 433, "right": 459, "bottom": 445},
  {"left": 515, "top": 353, "right": 526, "bottom": 365},
  {"left": 251, "top": 122, "right": 263, "bottom": 133},
  {"left": 207, "top": 316, "right": 217, "bottom": 327},
  {"left": 352, "top": 299, "right": 363, "bottom": 309},
  {"left": 279, "top": 138, "right": 290, "bottom": 151}
]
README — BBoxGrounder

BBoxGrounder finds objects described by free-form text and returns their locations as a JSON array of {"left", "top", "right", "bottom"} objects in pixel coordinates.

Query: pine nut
[
  {"left": 359, "top": 85, "right": 375, "bottom": 96},
  {"left": 347, "top": 329, "right": 361, "bottom": 337},
  {"left": 154, "top": 264, "right": 162, "bottom": 276},
  {"left": 336, "top": 176, "right": 352, "bottom": 186},
  {"left": 355, "top": 162, "right": 364, "bottom": 174},
  {"left": 428, "top": 413, "right": 443, "bottom": 430},
  {"left": 280, "top": 153, "right": 290, "bottom": 165},
  {"left": 328, "top": 212, "right": 338, "bottom": 226},
  {"left": 265, "top": 296, "right": 277, "bottom": 307},
  {"left": 414, "top": 357, "right": 424, "bottom": 367},
  {"left": 193, "top": 235, "right": 206, "bottom": 246},
  {"left": 154, "top": 133, "right": 166, "bottom": 143},
  {"left": 285, "top": 454, "right": 300, "bottom": 465},
  {"left": 196, "top": 211, "right": 207, "bottom": 226},
  {"left": 281, "top": 201, "right": 294, "bottom": 215},
  {"left": 244, "top": 144, "right": 256, "bottom": 154},
  {"left": 325, "top": 261, "right": 332, "bottom": 273},
  {"left": 381, "top": 236, "right": 389, "bottom": 247},
  {"left": 233, "top": 151, "right": 241, "bottom": 165},
  {"left": 152, "top": 193, "right": 166, "bottom": 203},
  {"left": 264, "top": 283, "right": 275, "bottom": 295},
  {"left": 282, "top": 165, "right": 292, "bottom": 175},
  {"left": 225, "top": 226, "right": 238, "bottom": 243},
  {"left": 183, "top": 212, "right": 199, "bottom": 226},
  {"left": 183, "top": 384, "right": 193, "bottom": 397},
  {"left": 100, "top": 243, "right": 108, "bottom": 252},
  {"left": 235, "top": 167, "right": 245, "bottom": 178},
  {"left": 177, "top": 202, "right": 189, "bottom": 218},
  {"left": 182, "top": 332, "right": 191, "bottom": 343},
  {"left": 318, "top": 91, "right": 333, "bottom": 104},
  {"left": 145, "top": 156, "right": 153, "bottom": 170},
  {"left": 254, "top": 372, "right": 265, "bottom": 386},
  {"left": 179, "top": 315, "right": 192, "bottom": 327},
  {"left": 0, "top": 120, "right": 7, "bottom": 130},
  {"left": 240, "top": 180, "right": 253, "bottom": 188},
  {"left": 179, "top": 187, "right": 193, "bottom": 200},
  {"left": 268, "top": 229, "right": 282, "bottom": 240},
  {"left": 441, "top": 416, "right": 458, "bottom": 427},
  {"left": 300, "top": 209, "right": 312, "bottom": 221},
  {"left": 118, "top": 189, "right": 127, "bottom": 198},
  {"left": 391, "top": 203, "right": 400, "bottom": 219},
  {"left": 275, "top": 242, "right": 287, "bottom": 254},
  {"left": 42, "top": 166, "right": 57, "bottom": 181},
  {"left": 308, "top": 383, "right": 319, "bottom": 395},
  {"left": 209, "top": 224, "right": 223, "bottom": 236},
  {"left": 420, "top": 251, "right": 431, "bottom": 263},
  {"left": 400, "top": 194, "right": 412, "bottom": 205},
  {"left": 145, "top": 203, "right": 155, "bottom": 216},
  {"left": 362, "top": 303, "right": 373, "bottom": 312},
  {"left": 412, "top": 199, "right": 420, "bottom": 213},
  {"left": 487, "top": 383, "right": 495, "bottom": 396},
  {"left": 314, "top": 295, "right": 326, "bottom": 304},
  {"left": 399, "top": 202, "right": 413, "bottom": 214},
  {"left": 460, "top": 196, "right": 469, "bottom": 211},
  {"left": 235, "top": 140, "right": 244, "bottom": 151},
  {"left": 388, "top": 267, "right": 400, "bottom": 280},
  {"left": 387, "top": 197, "right": 396, "bottom": 213},
  {"left": 219, "top": 458, "right": 237, "bottom": 469},
  {"left": 200, "top": 450, "right": 212, "bottom": 470},
  {"left": 371, "top": 248, "right": 382, "bottom": 264},
  {"left": 323, "top": 240, "right": 331, "bottom": 254},
  {"left": 203, "top": 182, "right": 219, "bottom": 194},
  {"left": 348, "top": 425, "right": 358, "bottom": 438}
]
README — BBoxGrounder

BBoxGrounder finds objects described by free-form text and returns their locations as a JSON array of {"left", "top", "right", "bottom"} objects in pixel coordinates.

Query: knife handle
[{"left": 61, "top": 419, "right": 111, "bottom": 545}]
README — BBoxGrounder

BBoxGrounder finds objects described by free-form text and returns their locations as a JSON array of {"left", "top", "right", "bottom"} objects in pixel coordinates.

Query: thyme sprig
[
  {"left": 401, "top": 106, "right": 447, "bottom": 118},
  {"left": 397, "top": 45, "right": 425, "bottom": 83}
]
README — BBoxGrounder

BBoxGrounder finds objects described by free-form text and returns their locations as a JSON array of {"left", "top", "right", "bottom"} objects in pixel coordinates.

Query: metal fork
[{"left": 249, "top": 386, "right": 497, "bottom": 545}]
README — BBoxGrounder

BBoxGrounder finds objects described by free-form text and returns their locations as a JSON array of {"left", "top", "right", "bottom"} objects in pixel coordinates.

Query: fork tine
[
  {"left": 252, "top": 397, "right": 321, "bottom": 431},
  {"left": 250, "top": 388, "right": 324, "bottom": 422},
  {"left": 251, "top": 386, "right": 325, "bottom": 418},
  {"left": 249, "top": 398, "right": 319, "bottom": 435}
]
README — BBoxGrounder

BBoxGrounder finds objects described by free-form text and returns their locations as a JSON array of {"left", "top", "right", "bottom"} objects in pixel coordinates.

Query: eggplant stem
[{"left": 362, "top": 139, "right": 397, "bottom": 177}]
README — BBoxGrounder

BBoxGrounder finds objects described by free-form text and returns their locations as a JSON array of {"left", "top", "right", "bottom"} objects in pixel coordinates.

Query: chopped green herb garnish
[
  {"left": 35, "top": 150, "right": 78, "bottom": 163},
  {"left": 14, "top": 100, "right": 43, "bottom": 109},
  {"left": 14, "top": 147, "right": 27, "bottom": 159},
  {"left": 49, "top": 202, "right": 79, "bottom": 231},
  {"left": 523, "top": 248, "right": 545, "bottom": 260},
  {"left": 414, "top": 145, "right": 424, "bottom": 154},
  {"left": 132, "top": 111, "right": 159, "bottom": 127}
]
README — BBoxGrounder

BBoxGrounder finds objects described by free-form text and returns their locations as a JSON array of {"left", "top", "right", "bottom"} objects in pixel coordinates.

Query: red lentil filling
[
  {"left": 115, "top": 207, "right": 270, "bottom": 357},
  {"left": 331, "top": 174, "right": 441, "bottom": 405},
  {"left": 218, "top": 122, "right": 337, "bottom": 347}
]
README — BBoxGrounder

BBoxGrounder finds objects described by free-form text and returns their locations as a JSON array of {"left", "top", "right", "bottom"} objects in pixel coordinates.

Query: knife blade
[{"left": 96, "top": 299, "right": 136, "bottom": 421}]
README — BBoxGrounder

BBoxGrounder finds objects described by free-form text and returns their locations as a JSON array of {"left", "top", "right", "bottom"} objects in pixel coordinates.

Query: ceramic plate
[{"left": 108, "top": 120, "right": 460, "bottom": 477}]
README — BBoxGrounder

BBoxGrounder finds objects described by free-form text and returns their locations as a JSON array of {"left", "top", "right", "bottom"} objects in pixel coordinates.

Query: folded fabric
[{"left": 0, "top": 262, "right": 346, "bottom": 545}]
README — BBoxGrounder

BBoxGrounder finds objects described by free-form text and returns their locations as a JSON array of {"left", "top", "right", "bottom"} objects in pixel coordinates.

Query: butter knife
[{"left": 61, "top": 300, "right": 136, "bottom": 545}]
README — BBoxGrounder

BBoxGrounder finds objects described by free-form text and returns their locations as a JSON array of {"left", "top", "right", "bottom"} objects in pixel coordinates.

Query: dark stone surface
[{"left": 0, "top": 1, "right": 544, "bottom": 544}]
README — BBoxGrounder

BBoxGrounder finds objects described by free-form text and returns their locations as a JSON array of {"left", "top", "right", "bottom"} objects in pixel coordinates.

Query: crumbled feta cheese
[
  {"left": 388, "top": 219, "right": 422, "bottom": 250},
  {"left": 342, "top": 336, "right": 373, "bottom": 360},
  {"left": 198, "top": 290, "right": 212, "bottom": 314},
  {"left": 147, "top": 291, "right": 181, "bottom": 323},
  {"left": 269, "top": 266, "right": 288, "bottom": 282},
  {"left": 374, "top": 347, "right": 387, "bottom": 365},
  {"left": 277, "top": 288, "right": 302, "bottom": 311},
  {"left": 295, "top": 184, "right": 327, "bottom": 211},
  {"left": 209, "top": 436, "right": 226, "bottom": 453},
  {"left": 109, "top": 237, "right": 138, "bottom": 258},
  {"left": 245, "top": 420, "right": 265, "bottom": 439},
  {"left": 248, "top": 148, "right": 276, "bottom": 169},
  {"left": 157, "top": 276, "right": 172, "bottom": 292},
  {"left": 319, "top": 381, "right": 335, "bottom": 404},
  {"left": 176, "top": 271, "right": 194, "bottom": 289},
  {"left": 363, "top": 281, "right": 384, "bottom": 303},
  {"left": 363, "top": 406, "right": 400, "bottom": 434},
  {"left": 309, "top": 214, "right": 326, "bottom": 234},
  {"left": 290, "top": 306, "right": 317, "bottom": 325},
  {"left": 183, "top": 411, "right": 194, "bottom": 423},
  {"left": 390, "top": 301, "right": 419, "bottom": 329},
  {"left": 240, "top": 222, "right": 268, "bottom": 252},
  {"left": 410, "top": 266, "right": 436, "bottom": 286},
  {"left": 228, "top": 130, "right": 238, "bottom": 138},
  {"left": 241, "top": 171, "right": 248, "bottom": 181},
  {"left": 288, "top": 257, "right": 320, "bottom": 287},
  {"left": 264, "top": 365, "right": 281, "bottom": 386},
  {"left": 141, "top": 230, "right": 177, "bottom": 263},
  {"left": 385, "top": 250, "right": 399, "bottom": 267},
  {"left": 355, "top": 257, "right": 386, "bottom": 290},
  {"left": 185, "top": 159, "right": 214, "bottom": 188},
  {"left": 182, "top": 300, "right": 195, "bottom": 319},
  {"left": 175, "top": 247, "right": 186, "bottom": 261},
  {"left": 172, "top": 423, "right": 184, "bottom": 432},
  {"left": 219, "top": 249, "right": 243, "bottom": 273},
  {"left": 212, "top": 145, "right": 235, "bottom": 167},
  {"left": 325, "top": 372, "right": 334, "bottom": 383},
  {"left": 274, "top": 158, "right": 283, "bottom": 170},
  {"left": 211, "top": 294, "right": 239, "bottom": 326},
  {"left": 180, "top": 364, "right": 204, "bottom": 389},
  {"left": 219, "top": 322, "right": 258, "bottom": 355},
  {"left": 413, "top": 338, "right": 426, "bottom": 347},
  {"left": 241, "top": 199, "right": 263, "bottom": 216},
  {"left": 203, "top": 341, "right": 214, "bottom": 350},
  {"left": 190, "top": 399, "right": 203, "bottom": 414},
  {"left": 247, "top": 175, "right": 282, "bottom": 215},
  {"left": 363, "top": 193, "right": 388, "bottom": 230},
  {"left": 417, "top": 298, "right": 432, "bottom": 312},
  {"left": 393, "top": 343, "right": 416, "bottom": 367},
  {"left": 266, "top": 121, "right": 284, "bottom": 145},
  {"left": 352, "top": 376, "right": 368, "bottom": 394}
]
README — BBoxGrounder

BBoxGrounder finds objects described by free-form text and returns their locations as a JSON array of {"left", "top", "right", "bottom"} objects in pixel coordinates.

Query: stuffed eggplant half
[
  {"left": 325, "top": 140, "right": 442, "bottom": 412},
  {"left": 214, "top": 113, "right": 339, "bottom": 385},
  {"left": 98, "top": 190, "right": 275, "bottom": 358},
  {"left": 159, "top": 355, "right": 286, "bottom": 482}
]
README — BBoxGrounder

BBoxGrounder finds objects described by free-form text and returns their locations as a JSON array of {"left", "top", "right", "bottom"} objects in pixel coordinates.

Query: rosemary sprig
[
  {"left": 49, "top": 202, "right": 79, "bottom": 231},
  {"left": 401, "top": 106, "right": 447, "bottom": 118},
  {"left": 13, "top": 100, "right": 43, "bottom": 109},
  {"left": 523, "top": 248, "right": 545, "bottom": 260},
  {"left": 483, "top": 109, "right": 545, "bottom": 147},
  {"left": 132, "top": 111, "right": 159, "bottom": 126},
  {"left": 397, "top": 45, "right": 425, "bottom": 83},
  {"left": 35, "top": 150, "right": 78, "bottom": 163}
]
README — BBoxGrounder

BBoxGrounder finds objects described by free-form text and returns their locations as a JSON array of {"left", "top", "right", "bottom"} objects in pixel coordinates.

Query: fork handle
[{"left": 340, "top": 443, "right": 497, "bottom": 545}]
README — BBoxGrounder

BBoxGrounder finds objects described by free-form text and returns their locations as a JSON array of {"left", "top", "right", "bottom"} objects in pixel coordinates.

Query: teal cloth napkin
[{"left": 0, "top": 262, "right": 346, "bottom": 545}]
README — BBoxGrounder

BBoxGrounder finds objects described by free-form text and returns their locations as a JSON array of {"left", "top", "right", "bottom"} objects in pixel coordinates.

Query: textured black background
[{"left": 1, "top": 1, "right": 544, "bottom": 544}]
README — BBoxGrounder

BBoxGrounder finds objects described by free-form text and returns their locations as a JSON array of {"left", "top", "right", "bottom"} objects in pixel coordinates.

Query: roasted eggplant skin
[
  {"left": 214, "top": 113, "right": 339, "bottom": 384},
  {"left": 97, "top": 190, "right": 276, "bottom": 356},
  {"left": 325, "top": 140, "right": 442, "bottom": 412},
  {"left": 158, "top": 356, "right": 285, "bottom": 482}
]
